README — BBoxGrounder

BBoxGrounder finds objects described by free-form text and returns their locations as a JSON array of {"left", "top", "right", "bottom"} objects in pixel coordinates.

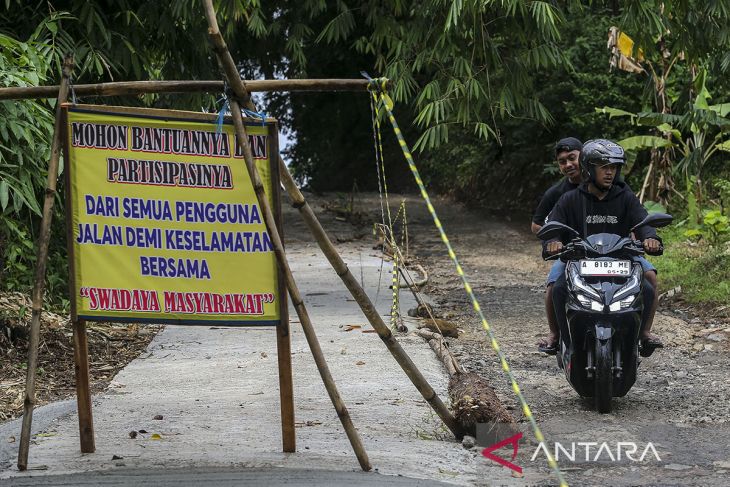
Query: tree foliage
[
  {"left": 0, "top": 26, "right": 60, "bottom": 295},
  {"left": 310, "top": 0, "right": 574, "bottom": 150},
  {"left": 1, "top": 0, "right": 729, "bottom": 300}
]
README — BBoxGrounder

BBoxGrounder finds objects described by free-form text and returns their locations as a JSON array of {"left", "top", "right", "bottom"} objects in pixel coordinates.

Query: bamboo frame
[
  {"left": 71, "top": 318, "right": 95, "bottom": 453},
  {"left": 201, "top": 1, "right": 463, "bottom": 440},
  {"left": 0, "top": 79, "right": 378, "bottom": 101},
  {"left": 17, "top": 56, "right": 75, "bottom": 471},
  {"left": 202, "top": 0, "right": 372, "bottom": 471},
  {"left": 5, "top": 5, "right": 463, "bottom": 472},
  {"left": 61, "top": 101, "right": 96, "bottom": 453},
  {"left": 61, "top": 103, "right": 292, "bottom": 448}
]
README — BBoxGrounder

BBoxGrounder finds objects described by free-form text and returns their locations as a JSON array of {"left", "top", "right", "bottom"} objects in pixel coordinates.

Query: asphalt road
[{"left": 4, "top": 467, "right": 453, "bottom": 486}]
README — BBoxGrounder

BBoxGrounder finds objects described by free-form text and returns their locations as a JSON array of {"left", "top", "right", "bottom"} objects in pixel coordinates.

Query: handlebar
[
  {"left": 633, "top": 239, "right": 665, "bottom": 256},
  {"left": 543, "top": 240, "right": 584, "bottom": 261},
  {"left": 543, "top": 238, "right": 663, "bottom": 261}
]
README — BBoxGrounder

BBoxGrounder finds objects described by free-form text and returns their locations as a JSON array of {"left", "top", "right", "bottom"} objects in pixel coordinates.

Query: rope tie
[
  {"left": 69, "top": 75, "right": 77, "bottom": 105},
  {"left": 367, "top": 73, "right": 395, "bottom": 309},
  {"left": 216, "top": 96, "right": 229, "bottom": 134}
]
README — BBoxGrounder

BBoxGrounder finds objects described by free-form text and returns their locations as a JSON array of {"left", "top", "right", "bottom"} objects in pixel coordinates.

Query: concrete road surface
[{"left": 1, "top": 203, "right": 525, "bottom": 486}]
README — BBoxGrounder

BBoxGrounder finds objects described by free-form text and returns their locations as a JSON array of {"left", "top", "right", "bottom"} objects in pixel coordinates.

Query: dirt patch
[
  {"left": 380, "top": 192, "right": 730, "bottom": 485},
  {"left": 0, "top": 293, "right": 158, "bottom": 423}
]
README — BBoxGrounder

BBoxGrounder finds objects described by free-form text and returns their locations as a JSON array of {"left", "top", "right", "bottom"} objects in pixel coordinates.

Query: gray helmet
[{"left": 580, "top": 139, "right": 625, "bottom": 190}]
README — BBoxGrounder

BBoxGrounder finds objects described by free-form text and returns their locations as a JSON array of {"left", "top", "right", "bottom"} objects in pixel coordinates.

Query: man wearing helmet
[
  {"left": 543, "top": 139, "right": 664, "bottom": 357},
  {"left": 532, "top": 137, "right": 583, "bottom": 354}
]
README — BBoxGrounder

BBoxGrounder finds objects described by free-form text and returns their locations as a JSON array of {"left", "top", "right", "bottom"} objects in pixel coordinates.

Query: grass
[{"left": 649, "top": 225, "right": 730, "bottom": 305}]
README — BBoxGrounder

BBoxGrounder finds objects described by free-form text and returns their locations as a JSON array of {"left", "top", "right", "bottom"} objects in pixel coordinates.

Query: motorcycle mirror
[
  {"left": 536, "top": 221, "right": 580, "bottom": 240},
  {"left": 629, "top": 213, "right": 673, "bottom": 233}
]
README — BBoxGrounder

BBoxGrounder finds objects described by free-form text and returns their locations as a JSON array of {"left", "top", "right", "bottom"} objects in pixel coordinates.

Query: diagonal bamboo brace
[
  {"left": 202, "top": 0, "right": 371, "bottom": 471},
  {"left": 201, "top": 0, "right": 461, "bottom": 441},
  {"left": 276, "top": 159, "right": 462, "bottom": 438},
  {"left": 17, "top": 56, "right": 76, "bottom": 471}
]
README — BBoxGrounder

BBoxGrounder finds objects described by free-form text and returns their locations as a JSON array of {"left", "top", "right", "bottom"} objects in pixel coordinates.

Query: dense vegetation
[{"left": 0, "top": 1, "right": 728, "bottom": 307}]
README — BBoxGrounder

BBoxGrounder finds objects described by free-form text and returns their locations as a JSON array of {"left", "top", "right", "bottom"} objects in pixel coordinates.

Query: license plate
[{"left": 579, "top": 259, "right": 631, "bottom": 276}]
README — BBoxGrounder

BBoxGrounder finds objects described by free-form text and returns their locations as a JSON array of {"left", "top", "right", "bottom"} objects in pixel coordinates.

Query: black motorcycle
[{"left": 537, "top": 213, "right": 672, "bottom": 413}]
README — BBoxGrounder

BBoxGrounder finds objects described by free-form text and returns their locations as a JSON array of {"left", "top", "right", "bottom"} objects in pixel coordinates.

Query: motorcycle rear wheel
[{"left": 595, "top": 339, "right": 613, "bottom": 413}]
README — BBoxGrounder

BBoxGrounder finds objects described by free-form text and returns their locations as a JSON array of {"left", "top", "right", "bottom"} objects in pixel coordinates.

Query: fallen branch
[
  {"left": 399, "top": 263, "right": 428, "bottom": 289},
  {"left": 87, "top": 326, "right": 132, "bottom": 342},
  {"left": 414, "top": 329, "right": 463, "bottom": 377}
]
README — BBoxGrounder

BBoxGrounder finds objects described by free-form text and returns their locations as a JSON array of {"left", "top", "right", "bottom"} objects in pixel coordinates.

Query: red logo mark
[{"left": 481, "top": 432, "right": 523, "bottom": 473}]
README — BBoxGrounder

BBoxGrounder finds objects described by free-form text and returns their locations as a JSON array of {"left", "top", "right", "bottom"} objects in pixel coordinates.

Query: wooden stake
[
  {"left": 0, "top": 78, "right": 378, "bottom": 101},
  {"left": 202, "top": 0, "right": 371, "bottom": 471},
  {"left": 72, "top": 318, "right": 95, "bottom": 452},
  {"left": 270, "top": 123, "right": 296, "bottom": 453},
  {"left": 17, "top": 56, "right": 75, "bottom": 471}
]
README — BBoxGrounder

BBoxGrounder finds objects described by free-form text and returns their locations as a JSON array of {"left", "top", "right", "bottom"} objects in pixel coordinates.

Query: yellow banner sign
[{"left": 65, "top": 105, "right": 280, "bottom": 325}]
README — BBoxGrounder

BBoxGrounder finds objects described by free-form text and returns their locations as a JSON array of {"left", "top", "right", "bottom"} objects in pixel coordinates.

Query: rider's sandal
[
  {"left": 537, "top": 339, "right": 559, "bottom": 355},
  {"left": 639, "top": 336, "right": 664, "bottom": 357}
]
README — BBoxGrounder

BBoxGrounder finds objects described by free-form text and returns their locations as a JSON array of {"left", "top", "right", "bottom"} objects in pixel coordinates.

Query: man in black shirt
[
  {"left": 532, "top": 137, "right": 583, "bottom": 354},
  {"left": 545, "top": 139, "right": 664, "bottom": 356},
  {"left": 531, "top": 137, "right": 583, "bottom": 234}
]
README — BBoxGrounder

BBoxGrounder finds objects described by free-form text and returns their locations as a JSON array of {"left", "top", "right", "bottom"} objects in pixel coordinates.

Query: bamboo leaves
[
  {"left": 0, "top": 180, "right": 8, "bottom": 210},
  {"left": 444, "top": 0, "right": 464, "bottom": 32},
  {"left": 304, "top": 0, "right": 571, "bottom": 149},
  {"left": 315, "top": 1, "right": 355, "bottom": 44},
  {"left": 530, "top": 1, "right": 561, "bottom": 41}
]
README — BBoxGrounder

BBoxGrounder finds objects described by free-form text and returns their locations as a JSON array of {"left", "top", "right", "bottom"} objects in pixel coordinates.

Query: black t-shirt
[
  {"left": 547, "top": 182, "right": 659, "bottom": 242},
  {"left": 531, "top": 178, "right": 579, "bottom": 225}
]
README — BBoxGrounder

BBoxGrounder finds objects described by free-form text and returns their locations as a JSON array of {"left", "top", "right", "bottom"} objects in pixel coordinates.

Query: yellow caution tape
[{"left": 368, "top": 78, "right": 568, "bottom": 487}]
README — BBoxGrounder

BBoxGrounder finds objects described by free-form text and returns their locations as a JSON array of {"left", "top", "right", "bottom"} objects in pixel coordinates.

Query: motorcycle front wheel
[{"left": 594, "top": 338, "right": 613, "bottom": 413}]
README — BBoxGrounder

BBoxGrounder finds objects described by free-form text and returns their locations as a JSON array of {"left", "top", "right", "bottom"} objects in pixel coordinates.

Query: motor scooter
[{"left": 537, "top": 213, "right": 672, "bottom": 413}]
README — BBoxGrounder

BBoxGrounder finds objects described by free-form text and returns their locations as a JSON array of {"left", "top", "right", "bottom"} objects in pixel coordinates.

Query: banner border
[{"left": 63, "top": 103, "right": 282, "bottom": 327}]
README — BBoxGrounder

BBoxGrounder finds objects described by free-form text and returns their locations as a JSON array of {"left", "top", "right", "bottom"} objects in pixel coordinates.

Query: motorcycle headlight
[
  {"left": 609, "top": 294, "right": 637, "bottom": 311},
  {"left": 568, "top": 263, "right": 601, "bottom": 300},
  {"left": 577, "top": 293, "right": 604, "bottom": 311},
  {"left": 611, "top": 264, "right": 642, "bottom": 303}
]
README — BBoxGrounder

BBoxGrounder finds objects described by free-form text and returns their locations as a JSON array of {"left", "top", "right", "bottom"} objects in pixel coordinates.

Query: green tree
[
  {"left": 311, "top": 0, "right": 572, "bottom": 151},
  {"left": 416, "top": 3, "right": 646, "bottom": 209},
  {"left": 601, "top": 69, "right": 730, "bottom": 216},
  {"left": 0, "top": 27, "right": 59, "bottom": 294},
  {"left": 612, "top": 0, "right": 730, "bottom": 201}
]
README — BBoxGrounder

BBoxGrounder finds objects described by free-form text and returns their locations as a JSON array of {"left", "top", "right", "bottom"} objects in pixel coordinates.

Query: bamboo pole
[
  {"left": 17, "top": 56, "right": 74, "bottom": 471},
  {"left": 413, "top": 329, "right": 464, "bottom": 378},
  {"left": 201, "top": 0, "right": 371, "bottom": 471},
  {"left": 202, "top": 0, "right": 460, "bottom": 439},
  {"left": 0, "top": 79, "right": 377, "bottom": 101}
]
